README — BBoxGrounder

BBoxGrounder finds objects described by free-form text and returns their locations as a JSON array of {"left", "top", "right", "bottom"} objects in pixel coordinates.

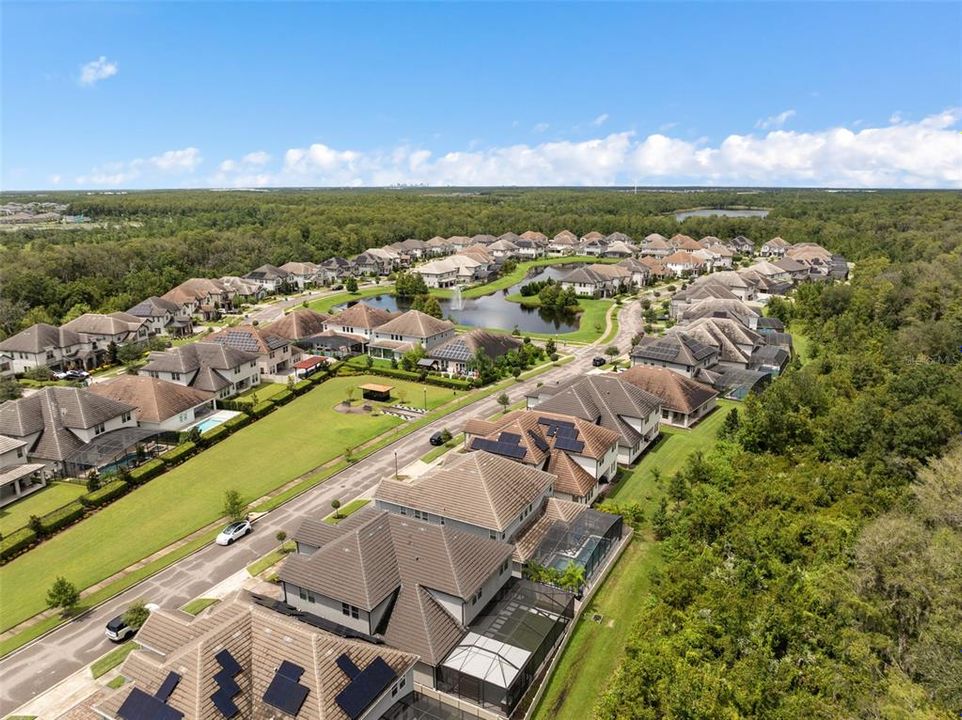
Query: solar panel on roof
[
  {"left": 210, "top": 688, "right": 239, "bottom": 719},
  {"left": 263, "top": 673, "right": 309, "bottom": 716},
  {"left": 155, "top": 672, "right": 180, "bottom": 703},
  {"left": 214, "top": 649, "right": 241, "bottom": 676},
  {"left": 555, "top": 425, "right": 580, "bottom": 440},
  {"left": 278, "top": 660, "right": 305, "bottom": 681},
  {"left": 337, "top": 653, "right": 361, "bottom": 679},
  {"left": 527, "top": 429, "right": 549, "bottom": 452},
  {"left": 212, "top": 670, "right": 239, "bottom": 698},
  {"left": 554, "top": 437, "right": 586, "bottom": 453},
  {"left": 538, "top": 417, "right": 573, "bottom": 429},
  {"left": 499, "top": 432, "right": 521, "bottom": 445},
  {"left": 117, "top": 687, "right": 184, "bottom": 720},
  {"left": 335, "top": 657, "right": 398, "bottom": 720}
]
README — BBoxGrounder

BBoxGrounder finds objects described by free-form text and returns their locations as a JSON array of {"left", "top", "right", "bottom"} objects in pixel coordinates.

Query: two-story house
[
  {"left": 412, "top": 257, "right": 459, "bottom": 288},
  {"left": 244, "top": 264, "right": 292, "bottom": 293},
  {"left": 125, "top": 296, "right": 194, "bottom": 337},
  {"left": 367, "top": 310, "right": 455, "bottom": 361},
  {"left": 0, "top": 323, "right": 85, "bottom": 375},
  {"left": 426, "top": 329, "right": 521, "bottom": 376},
  {"left": 325, "top": 302, "right": 398, "bottom": 341},
  {"left": 89, "top": 375, "right": 215, "bottom": 432},
  {"left": 619, "top": 365, "right": 719, "bottom": 428},
  {"left": 279, "top": 261, "right": 322, "bottom": 289},
  {"left": 0, "top": 435, "right": 46, "bottom": 507},
  {"left": 524, "top": 375, "right": 661, "bottom": 465},
  {"left": 206, "top": 324, "right": 294, "bottom": 377},
  {"left": 62, "top": 312, "right": 150, "bottom": 361},
  {"left": 630, "top": 332, "right": 719, "bottom": 378},
  {"left": 140, "top": 342, "right": 260, "bottom": 400}
]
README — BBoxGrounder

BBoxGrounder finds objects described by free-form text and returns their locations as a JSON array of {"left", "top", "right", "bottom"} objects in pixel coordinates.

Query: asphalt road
[{"left": 0, "top": 299, "right": 642, "bottom": 715}]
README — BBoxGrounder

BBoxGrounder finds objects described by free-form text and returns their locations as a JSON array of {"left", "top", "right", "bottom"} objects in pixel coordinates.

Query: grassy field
[
  {"left": 307, "top": 284, "right": 392, "bottom": 313},
  {"left": 532, "top": 401, "right": 736, "bottom": 719},
  {"left": 322, "top": 498, "right": 370, "bottom": 525},
  {"left": 0, "top": 375, "right": 455, "bottom": 632},
  {"left": 90, "top": 642, "right": 139, "bottom": 679},
  {"left": 432, "top": 256, "right": 616, "bottom": 300},
  {"left": 789, "top": 321, "right": 812, "bottom": 364},
  {"left": 0, "top": 482, "right": 87, "bottom": 536},
  {"left": 180, "top": 597, "right": 220, "bottom": 616}
]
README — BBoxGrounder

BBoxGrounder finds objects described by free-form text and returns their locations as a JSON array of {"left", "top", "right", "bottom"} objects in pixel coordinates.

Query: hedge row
[
  {"left": 249, "top": 400, "right": 275, "bottom": 417},
  {"left": 130, "top": 458, "right": 164, "bottom": 484},
  {"left": 0, "top": 527, "right": 37, "bottom": 561},
  {"left": 158, "top": 442, "right": 197, "bottom": 467},
  {"left": 81, "top": 479, "right": 130, "bottom": 508},
  {"left": 201, "top": 425, "right": 231, "bottom": 445},
  {"left": 223, "top": 414, "right": 251, "bottom": 431},
  {"left": 271, "top": 389, "right": 294, "bottom": 406},
  {"left": 345, "top": 365, "right": 473, "bottom": 390},
  {"left": 40, "top": 501, "right": 86, "bottom": 534},
  {"left": 292, "top": 379, "right": 312, "bottom": 395}
]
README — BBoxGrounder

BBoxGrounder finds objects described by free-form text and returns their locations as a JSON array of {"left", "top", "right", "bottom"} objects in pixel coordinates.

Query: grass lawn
[
  {"left": 307, "top": 284, "right": 393, "bottom": 314},
  {"left": 432, "top": 256, "right": 616, "bottom": 300},
  {"left": 0, "top": 482, "right": 87, "bottom": 536},
  {"left": 322, "top": 498, "right": 370, "bottom": 525},
  {"left": 106, "top": 676, "right": 126, "bottom": 689},
  {"left": 180, "top": 597, "right": 220, "bottom": 616},
  {"left": 608, "top": 400, "right": 735, "bottom": 505},
  {"left": 419, "top": 434, "right": 464, "bottom": 463},
  {"left": 0, "top": 375, "right": 456, "bottom": 632},
  {"left": 90, "top": 642, "right": 139, "bottom": 679},
  {"left": 503, "top": 295, "right": 614, "bottom": 344},
  {"left": 232, "top": 382, "right": 287, "bottom": 404},
  {"left": 533, "top": 401, "right": 736, "bottom": 719},
  {"left": 246, "top": 541, "right": 296, "bottom": 576},
  {"left": 789, "top": 321, "right": 812, "bottom": 364}
]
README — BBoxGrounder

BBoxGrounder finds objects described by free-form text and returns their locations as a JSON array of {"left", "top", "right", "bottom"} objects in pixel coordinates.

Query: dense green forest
[
  {"left": 1, "top": 188, "right": 961, "bottom": 338},
  {"left": 597, "top": 239, "right": 962, "bottom": 717}
]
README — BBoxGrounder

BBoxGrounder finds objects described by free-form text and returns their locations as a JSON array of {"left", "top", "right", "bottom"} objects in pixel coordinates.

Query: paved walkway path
[{"left": 0, "top": 298, "right": 642, "bottom": 715}]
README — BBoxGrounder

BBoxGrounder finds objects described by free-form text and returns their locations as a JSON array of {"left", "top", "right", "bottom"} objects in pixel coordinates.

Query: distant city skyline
[{"left": 2, "top": 2, "right": 960, "bottom": 190}]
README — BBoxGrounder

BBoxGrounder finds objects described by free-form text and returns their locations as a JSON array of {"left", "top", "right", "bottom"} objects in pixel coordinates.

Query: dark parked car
[
  {"left": 104, "top": 603, "right": 158, "bottom": 642},
  {"left": 592, "top": 357, "right": 607, "bottom": 367},
  {"left": 429, "top": 431, "right": 445, "bottom": 446}
]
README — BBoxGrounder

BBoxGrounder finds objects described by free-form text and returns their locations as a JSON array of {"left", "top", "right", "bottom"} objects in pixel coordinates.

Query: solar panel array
[
  {"left": 155, "top": 672, "right": 180, "bottom": 703},
  {"left": 117, "top": 687, "right": 184, "bottom": 720},
  {"left": 263, "top": 661, "right": 309, "bottom": 717},
  {"left": 635, "top": 343, "right": 680, "bottom": 362},
  {"left": 211, "top": 649, "right": 242, "bottom": 719},
  {"left": 554, "top": 436, "right": 586, "bottom": 453},
  {"left": 527, "top": 429, "right": 549, "bottom": 452},
  {"left": 335, "top": 657, "right": 398, "bottom": 720},
  {"left": 336, "top": 653, "right": 361, "bottom": 679},
  {"left": 431, "top": 337, "right": 472, "bottom": 362},
  {"left": 499, "top": 432, "right": 521, "bottom": 445},
  {"left": 471, "top": 437, "right": 527, "bottom": 459}
]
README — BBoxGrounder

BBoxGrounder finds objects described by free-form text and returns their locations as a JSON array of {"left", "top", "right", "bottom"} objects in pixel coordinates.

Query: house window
[
  {"left": 171, "top": 372, "right": 180, "bottom": 381},
  {"left": 235, "top": 367, "right": 241, "bottom": 374},
  {"left": 489, "top": 530, "right": 496, "bottom": 540},
  {"left": 94, "top": 423, "right": 106, "bottom": 436},
  {"left": 341, "top": 603, "right": 360, "bottom": 619},
  {"left": 16, "top": 448, "right": 23, "bottom": 458},
  {"left": 269, "top": 351, "right": 275, "bottom": 359},
  {"left": 122, "top": 412, "right": 131, "bottom": 423}
]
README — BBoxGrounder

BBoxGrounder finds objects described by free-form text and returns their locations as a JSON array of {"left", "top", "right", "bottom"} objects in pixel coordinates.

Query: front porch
[{"left": 0, "top": 464, "right": 48, "bottom": 508}]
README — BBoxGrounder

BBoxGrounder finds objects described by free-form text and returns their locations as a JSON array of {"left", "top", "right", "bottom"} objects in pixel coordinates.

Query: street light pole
[{"left": 394, "top": 451, "right": 398, "bottom": 480}]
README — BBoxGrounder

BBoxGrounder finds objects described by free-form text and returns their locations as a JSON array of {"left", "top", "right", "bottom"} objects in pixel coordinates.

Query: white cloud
[
  {"left": 533, "top": 122, "right": 550, "bottom": 133},
  {"left": 658, "top": 121, "right": 679, "bottom": 133},
  {"left": 79, "top": 56, "right": 118, "bottom": 86},
  {"left": 78, "top": 109, "right": 962, "bottom": 189},
  {"left": 150, "top": 147, "right": 202, "bottom": 172},
  {"left": 756, "top": 109, "right": 796, "bottom": 130},
  {"left": 242, "top": 151, "right": 271, "bottom": 166},
  {"left": 591, "top": 113, "right": 610, "bottom": 127},
  {"left": 49, "top": 174, "right": 62, "bottom": 185}
]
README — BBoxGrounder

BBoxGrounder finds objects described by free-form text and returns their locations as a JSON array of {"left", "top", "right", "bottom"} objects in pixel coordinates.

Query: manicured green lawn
[
  {"left": 90, "top": 642, "right": 139, "bottom": 679},
  {"left": 533, "top": 401, "right": 736, "bottom": 719},
  {"left": 246, "top": 541, "right": 296, "bottom": 576},
  {"left": 608, "top": 400, "right": 734, "bottom": 505},
  {"left": 180, "top": 597, "right": 220, "bottom": 616},
  {"left": 789, "top": 322, "right": 812, "bottom": 364},
  {"left": 433, "top": 256, "right": 616, "bottom": 300},
  {"left": 0, "top": 375, "right": 456, "bottom": 632},
  {"left": 322, "top": 498, "right": 370, "bottom": 525},
  {"left": 0, "top": 482, "right": 87, "bottom": 536},
  {"left": 308, "top": 284, "right": 393, "bottom": 313},
  {"left": 232, "top": 382, "right": 287, "bottom": 404},
  {"left": 502, "top": 295, "right": 614, "bottom": 344}
]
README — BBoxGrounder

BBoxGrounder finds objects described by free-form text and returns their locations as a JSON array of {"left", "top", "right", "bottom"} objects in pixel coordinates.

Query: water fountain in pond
[{"left": 451, "top": 285, "right": 464, "bottom": 311}]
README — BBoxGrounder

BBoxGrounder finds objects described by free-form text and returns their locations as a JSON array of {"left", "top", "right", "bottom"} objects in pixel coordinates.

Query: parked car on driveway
[
  {"left": 104, "top": 603, "right": 159, "bottom": 642},
  {"left": 215, "top": 519, "right": 252, "bottom": 546}
]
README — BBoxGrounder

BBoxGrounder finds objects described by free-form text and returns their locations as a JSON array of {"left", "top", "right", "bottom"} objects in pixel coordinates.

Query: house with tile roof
[
  {"left": 140, "top": 342, "right": 260, "bottom": 399},
  {"left": 264, "top": 308, "right": 331, "bottom": 342},
  {"left": 728, "top": 235, "right": 755, "bottom": 254},
  {"left": 663, "top": 250, "right": 706, "bottom": 278},
  {"left": 62, "top": 311, "right": 149, "bottom": 347},
  {"left": 617, "top": 257, "right": 652, "bottom": 287},
  {"left": 0, "top": 323, "right": 86, "bottom": 375},
  {"left": 424, "top": 236, "right": 453, "bottom": 256},
  {"left": 513, "top": 237, "right": 546, "bottom": 259},
  {"left": 375, "top": 451, "right": 555, "bottom": 542},
  {"left": 630, "top": 332, "right": 719, "bottom": 378},
  {"left": 411, "top": 257, "right": 460, "bottom": 288},
  {"left": 669, "top": 317, "right": 765, "bottom": 369},
  {"left": 548, "top": 230, "right": 578, "bottom": 255},
  {"left": 244, "top": 263, "right": 292, "bottom": 293},
  {"left": 161, "top": 277, "right": 234, "bottom": 320},
  {"left": 0, "top": 434, "right": 46, "bottom": 507},
  {"left": 558, "top": 263, "right": 630, "bottom": 298},
  {"left": 602, "top": 239, "right": 636, "bottom": 258},
  {"left": 325, "top": 302, "right": 398, "bottom": 340},
  {"left": 0, "top": 386, "right": 137, "bottom": 476},
  {"left": 368, "top": 310, "right": 455, "bottom": 361},
  {"left": 678, "top": 297, "right": 762, "bottom": 330},
  {"left": 487, "top": 238, "right": 519, "bottom": 259},
  {"left": 94, "top": 598, "right": 419, "bottom": 720},
  {"left": 280, "top": 261, "right": 322, "bottom": 288},
  {"left": 207, "top": 324, "right": 294, "bottom": 376},
  {"left": 426, "top": 329, "right": 522, "bottom": 376},
  {"left": 126, "top": 296, "right": 194, "bottom": 338},
  {"left": 524, "top": 375, "right": 661, "bottom": 465},
  {"left": 462, "top": 409, "right": 620, "bottom": 503},
  {"left": 618, "top": 365, "right": 719, "bottom": 427},
  {"left": 89, "top": 375, "right": 215, "bottom": 432},
  {"left": 760, "top": 236, "right": 791, "bottom": 257}
]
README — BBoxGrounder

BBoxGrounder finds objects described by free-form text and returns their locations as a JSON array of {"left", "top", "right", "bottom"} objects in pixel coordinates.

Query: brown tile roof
[
  {"left": 545, "top": 451, "right": 597, "bottom": 499},
  {"left": 207, "top": 324, "right": 289, "bottom": 354},
  {"left": 97, "top": 599, "right": 418, "bottom": 720},
  {"left": 0, "top": 323, "right": 81, "bottom": 353},
  {"left": 161, "top": 278, "right": 227, "bottom": 306},
  {"left": 376, "top": 450, "right": 554, "bottom": 531},
  {"left": 327, "top": 302, "right": 397, "bottom": 330},
  {"left": 280, "top": 261, "right": 321, "bottom": 275},
  {"left": 264, "top": 308, "right": 331, "bottom": 340},
  {"left": 617, "top": 366, "right": 718, "bottom": 414},
  {"left": 552, "top": 230, "right": 577, "bottom": 244},
  {"left": 126, "top": 296, "right": 182, "bottom": 319},
  {"left": 61, "top": 312, "right": 146, "bottom": 337},
  {"left": 663, "top": 250, "right": 705, "bottom": 266},
  {"left": 88, "top": 375, "right": 212, "bottom": 424},
  {"left": 520, "top": 230, "right": 547, "bottom": 241},
  {"left": 374, "top": 310, "right": 454, "bottom": 338},
  {"left": 464, "top": 409, "right": 619, "bottom": 463},
  {"left": 670, "top": 317, "right": 763, "bottom": 365}
]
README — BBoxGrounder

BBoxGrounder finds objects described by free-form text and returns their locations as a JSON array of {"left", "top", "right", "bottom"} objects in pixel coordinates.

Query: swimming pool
[{"left": 185, "top": 409, "right": 241, "bottom": 434}]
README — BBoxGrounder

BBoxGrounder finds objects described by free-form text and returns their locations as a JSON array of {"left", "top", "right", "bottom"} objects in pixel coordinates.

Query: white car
[{"left": 215, "top": 520, "right": 252, "bottom": 546}]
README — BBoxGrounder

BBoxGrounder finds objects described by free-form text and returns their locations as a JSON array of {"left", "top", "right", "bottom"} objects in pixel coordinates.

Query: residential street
[{"left": 0, "top": 300, "right": 642, "bottom": 715}]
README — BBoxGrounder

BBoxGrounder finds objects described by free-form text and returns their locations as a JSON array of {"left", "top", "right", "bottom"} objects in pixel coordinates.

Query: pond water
[
  {"left": 675, "top": 207, "right": 770, "bottom": 221},
  {"left": 334, "top": 265, "right": 581, "bottom": 333}
]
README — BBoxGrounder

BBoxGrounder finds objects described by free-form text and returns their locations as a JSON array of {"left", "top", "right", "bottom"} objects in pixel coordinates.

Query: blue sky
[{"left": 3, "top": 2, "right": 960, "bottom": 189}]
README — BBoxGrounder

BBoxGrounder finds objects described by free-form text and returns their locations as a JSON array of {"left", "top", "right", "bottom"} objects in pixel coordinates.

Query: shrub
[
  {"left": 223, "top": 414, "right": 251, "bottom": 431},
  {"left": 39, "top": 502, "right": 86, "bottom": 534},
  {"left": 158, "top": 442, "right": 197, "bottom": 466},
  {"left": 249, "top": 400, "right": 275, "bottom": 418},
  {"left": 201, "top": 424, "right": 232, "bottom": 445},
  {"left": 81, "top": 479, "right": 129, "bottom": 508},
  {"left": 0, "top": 527, "right": 37, "bottom": 561},
  {"left": 271, "top": 389, "right": 294, "bottom": 406},
  {"left": 292, "top": 379, "right": 312, "bottom": 395},
  {"left": 129, "top": 458, "right": 164, "bottom": 485},
  {"left": 348, "top": 365, "right": 471, "bottom": 390}
]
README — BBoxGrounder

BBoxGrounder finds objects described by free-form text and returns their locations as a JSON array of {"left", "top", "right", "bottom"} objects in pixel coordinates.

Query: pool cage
[
  {"left": 529, "top": 507, "right": 623, "bottom": 582},
  {"left": 437, "top": 578, "right": 574, "bottom": 716},
  {"left": 61, "top": 428, "right": 159, "bottom": 478}
]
